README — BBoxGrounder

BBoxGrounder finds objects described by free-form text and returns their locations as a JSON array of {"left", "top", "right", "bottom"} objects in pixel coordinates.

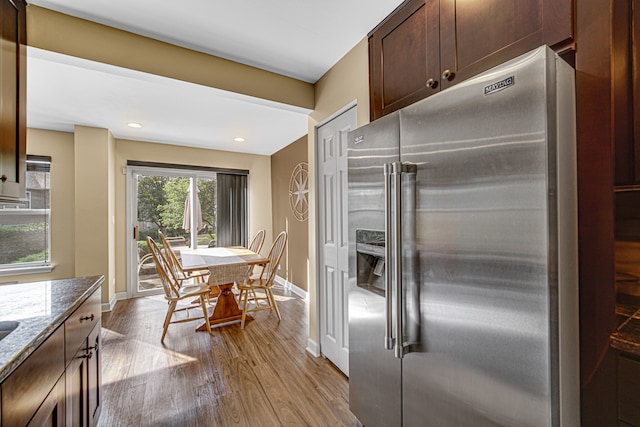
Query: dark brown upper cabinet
[
  {"left": 613, "top": 0, "right": 640, "bottom": 186},
  {"left": 369, "top": 0, "right": 574, "bottom": 121},
  {"left": 0, "top": 0, "right": 27, "bottom": 203}
]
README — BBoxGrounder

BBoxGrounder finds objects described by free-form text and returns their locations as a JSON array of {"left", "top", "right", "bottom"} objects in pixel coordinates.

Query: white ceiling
[{"left": 26, "top": 0, "right": 404, "bottom": 155}]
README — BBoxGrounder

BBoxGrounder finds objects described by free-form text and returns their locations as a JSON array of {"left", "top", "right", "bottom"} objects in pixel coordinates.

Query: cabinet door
[
  {"left": 613, "top": 0, "right": 640, "bottom": 185},
  {"left": 439, "top": 0, "right": 573, "bottom": 90},
  {"left": 87, "top": 324, "right": 101, "bottom": 427},
  {"left": 633, "top": 0, "right": 640, "bottom": 183},
  {"left": 27, "top": 374, "right": 65, "bottom": 427},
  {"left": 65, "top": 324, "right": 101, "bottom": 427},
  {"left": 66, "top": 345, "right": 88, "bottom": 427},
  {"left": 369, "top": 0, "right": 439, "bottom": 121},
  {"left": 0, "top": 0, "right": 26, "bottom": 202}
]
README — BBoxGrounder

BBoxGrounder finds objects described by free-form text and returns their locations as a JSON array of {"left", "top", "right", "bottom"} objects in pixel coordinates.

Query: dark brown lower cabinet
[
  {"left": 66, "top": 323, "right": 101, "bottom": 427},
  {"left": 1, "top": 326, "right": 65, "bottom": 427},
  {"left": 0, "top": 287, "right": 101, "bottom": 427}
]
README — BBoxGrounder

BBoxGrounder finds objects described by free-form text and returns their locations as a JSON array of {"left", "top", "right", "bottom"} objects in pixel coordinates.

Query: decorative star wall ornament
[{"left": 289, "top": 162, "right": 309, "bottom": 222}]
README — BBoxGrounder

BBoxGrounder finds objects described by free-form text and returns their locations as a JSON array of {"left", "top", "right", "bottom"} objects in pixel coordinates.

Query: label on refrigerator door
[{"left": 484, "top": 76, "right": 515, "bottom": 96}]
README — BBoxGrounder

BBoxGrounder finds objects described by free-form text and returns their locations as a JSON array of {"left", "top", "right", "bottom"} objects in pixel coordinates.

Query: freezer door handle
[
  {"left": 392, "top": 162, "right": 404, "bottom": 359},
  {"left": 383, "top": 163, "right": 395, "bottom": 351},
  {"left": 385, "top": 161, "right": 418, "bottom": 357}
]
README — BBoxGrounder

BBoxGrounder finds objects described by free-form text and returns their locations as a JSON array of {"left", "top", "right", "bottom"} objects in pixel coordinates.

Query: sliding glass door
[{"left": 132, "top": 168, "right": 215, "bottom": 295}]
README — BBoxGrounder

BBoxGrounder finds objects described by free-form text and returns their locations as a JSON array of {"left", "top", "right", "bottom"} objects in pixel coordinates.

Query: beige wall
[
  {"left": 271, "top": 135, "right": 309, "bottom": 291},
  {"left": 307, "top": 38, "right": 370, "bottom": 345},
  {"left": 114, "top": 138, "right": 273, "bottom": 298}
]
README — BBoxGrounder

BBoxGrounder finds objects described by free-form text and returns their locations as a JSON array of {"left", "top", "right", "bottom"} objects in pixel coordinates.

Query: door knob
[
  {"left": 426, "top": 78, "right": 438, "bottom": 89},
  {"left": 442, "top": 69, "right": 455, "bottom": 81}
]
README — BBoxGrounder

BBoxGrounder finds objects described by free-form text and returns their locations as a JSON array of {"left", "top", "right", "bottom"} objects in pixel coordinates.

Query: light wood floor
[{"left": 98, "top": 285, "right": 355, "bottom": 427}]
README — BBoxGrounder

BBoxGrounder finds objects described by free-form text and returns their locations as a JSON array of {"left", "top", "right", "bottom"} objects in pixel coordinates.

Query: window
[{"left": 0, "top": 155, "right": 51, "bottom": 274}]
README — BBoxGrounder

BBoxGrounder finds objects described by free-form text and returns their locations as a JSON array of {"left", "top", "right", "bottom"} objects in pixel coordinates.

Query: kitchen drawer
[
  {"left": 619, "top": 352, "right": 640, "bottom": 425},
  {"left": 1, "top": 326, "right": 64, "bottom": 427},
  {"left": 65, "top": 289, "right": 101, "bottom": 366}
]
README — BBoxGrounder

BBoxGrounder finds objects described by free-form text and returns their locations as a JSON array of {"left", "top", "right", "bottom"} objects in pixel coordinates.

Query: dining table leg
[{"left": 196, "top": 283, "right": 249, "bottom": 331}]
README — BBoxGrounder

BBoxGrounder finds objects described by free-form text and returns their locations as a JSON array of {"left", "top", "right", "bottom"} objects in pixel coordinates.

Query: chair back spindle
[{"left": 248, "top": 229, "right": 266, "bottom": 254}]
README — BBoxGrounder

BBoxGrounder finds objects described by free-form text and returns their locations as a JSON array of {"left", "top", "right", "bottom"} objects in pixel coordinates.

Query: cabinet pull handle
[
  {"left": 442, "top": 69, "right": 455, "bottom": 81},
  {"left": 80, "top": 314, "right": 95, "bottom": 322},
  {"left": 1, "top": 175, "right": 6, "bottom": 182},
  {"left": 426, "top": 78, "right": 438, "bottom": 89}
]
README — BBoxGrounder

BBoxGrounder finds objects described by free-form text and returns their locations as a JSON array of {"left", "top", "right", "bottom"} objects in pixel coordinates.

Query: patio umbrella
[{"left": 182, "top": 182, "right": 203, "bottom": 233}]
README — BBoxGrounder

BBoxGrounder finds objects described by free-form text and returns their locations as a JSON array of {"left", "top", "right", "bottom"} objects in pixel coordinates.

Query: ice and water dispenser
[{"left": 356, "top": 229, "right": 386, "bottom": 296}]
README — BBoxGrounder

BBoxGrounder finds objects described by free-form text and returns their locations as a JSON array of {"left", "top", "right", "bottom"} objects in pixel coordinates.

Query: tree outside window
[{"left": 137, "top": 175, "right": 217, "bottom": 246}]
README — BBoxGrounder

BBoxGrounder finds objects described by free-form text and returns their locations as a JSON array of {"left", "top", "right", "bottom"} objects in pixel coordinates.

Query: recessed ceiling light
[
  {"left": 234, "top": 137, "right": 245, "bottom": 142},
  {"left": 127, "top": 122, "right": 143, "bottom": 128}
]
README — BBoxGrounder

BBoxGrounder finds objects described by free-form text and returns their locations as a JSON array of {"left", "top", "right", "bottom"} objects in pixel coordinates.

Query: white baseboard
[
  {"left": 306, "top": 338, "right": 320, "bottom": 357},
  {"left": 101, "top": 291, "right": 128, "bottom": 312},
  {"left": 274, "top": 275, "right": 308, "bottom": 300},
  {"left": 273, "top": 276, "right": 317, "bottom": 357}
]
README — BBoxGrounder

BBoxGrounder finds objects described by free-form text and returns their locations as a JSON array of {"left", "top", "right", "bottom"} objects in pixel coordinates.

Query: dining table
[{"left": 180, "top": 246, "right": 267, "bottom": 330}]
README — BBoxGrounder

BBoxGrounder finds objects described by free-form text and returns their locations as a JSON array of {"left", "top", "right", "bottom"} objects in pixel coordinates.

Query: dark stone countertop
[
  {"left": 611, "top": 295, "right": 640, "bottom": 357},
  {"left": 0, "top": 275, "right": 104, "bottom": 384}
]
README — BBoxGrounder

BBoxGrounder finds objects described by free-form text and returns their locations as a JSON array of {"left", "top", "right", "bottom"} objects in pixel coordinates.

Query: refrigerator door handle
[
  {"left": 383, "top": 163, "right": 395, "bottom": 351},
  {"left": 392, "top": 162, "right": 404, "bottom": 359},
  {"left": 392, "top": 162, "right": 419, "bottom": 359}
]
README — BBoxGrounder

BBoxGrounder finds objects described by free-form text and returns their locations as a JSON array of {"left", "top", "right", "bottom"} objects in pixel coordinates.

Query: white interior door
[{"left": 317, "top": 106, "right": 356, "bottom": 375}]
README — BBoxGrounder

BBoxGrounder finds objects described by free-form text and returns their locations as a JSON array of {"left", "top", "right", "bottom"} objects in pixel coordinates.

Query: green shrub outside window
[{"left": 0, "top": 156, "right": 51, "bottom": 269}]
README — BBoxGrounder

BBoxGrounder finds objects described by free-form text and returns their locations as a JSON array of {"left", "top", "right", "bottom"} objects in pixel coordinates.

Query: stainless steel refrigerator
[{"left": 347, "top": 45, "right": 580, "bottom": 427}]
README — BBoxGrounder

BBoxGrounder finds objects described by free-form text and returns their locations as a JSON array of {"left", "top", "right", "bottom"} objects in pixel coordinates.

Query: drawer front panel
[{"left": 65, "top": 289, "right": 101, "bottom": 366}]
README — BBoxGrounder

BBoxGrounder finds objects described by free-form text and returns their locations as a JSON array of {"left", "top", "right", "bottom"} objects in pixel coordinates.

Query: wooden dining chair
[
  {"left": 159, "top": 232, "right": 210, "bottom": 287},
  {"left": 147, "top": 237, "right": 212, "bottom": 342},
  {"left": 237, "top": 231, "right": 288, "bottom": 329}
]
